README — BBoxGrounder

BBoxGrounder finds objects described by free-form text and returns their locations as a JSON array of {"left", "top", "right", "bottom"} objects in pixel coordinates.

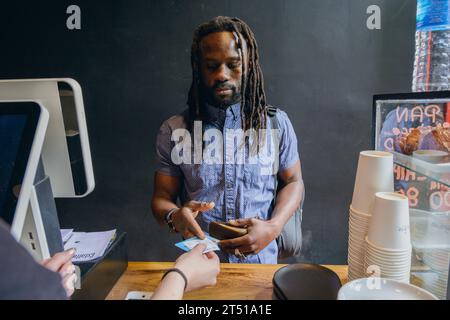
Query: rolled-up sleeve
[
  {"left": 277, "top": 110, "right": 300, "bottom": 171},
  {"left": 155, "top": 120, "right": 182, "bottom": 176}
]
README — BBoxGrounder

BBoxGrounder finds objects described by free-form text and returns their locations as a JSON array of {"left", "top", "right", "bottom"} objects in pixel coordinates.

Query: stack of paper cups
[
  {"left": 348, "top": 206, "right": 371, "bottom": 280},
  {"left": 364, "top": 192, "right": 412, "bottom": 283},
  {"left": 348, "top": 151, "right": 394, "bottom": 281}
]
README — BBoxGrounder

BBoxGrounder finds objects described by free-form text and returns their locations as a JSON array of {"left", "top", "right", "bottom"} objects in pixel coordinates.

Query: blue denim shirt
[{"left": 155, "top": 103, "right": 300, "bottom": 264}]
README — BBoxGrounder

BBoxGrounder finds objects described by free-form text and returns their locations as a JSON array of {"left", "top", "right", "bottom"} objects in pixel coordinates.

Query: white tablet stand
[
  {"left": 0, "top": 79, "right": 94, "bottom": 261},
  {"left": 20, "top": 159, "right": 64, "bottom": 260}
]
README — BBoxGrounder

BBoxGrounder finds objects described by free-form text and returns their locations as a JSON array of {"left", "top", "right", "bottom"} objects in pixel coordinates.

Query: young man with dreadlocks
[{"left": 152, "top": 16, "right": 304, "bottom": 264}]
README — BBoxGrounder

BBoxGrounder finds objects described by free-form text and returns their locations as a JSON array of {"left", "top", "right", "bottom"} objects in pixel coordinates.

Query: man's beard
[{"left": 201, "top": 82, "right": 241, "bottom": 109}]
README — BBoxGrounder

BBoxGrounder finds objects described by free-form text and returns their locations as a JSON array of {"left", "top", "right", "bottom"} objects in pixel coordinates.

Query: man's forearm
[
  {"left": 151, "top": 196, "right": 179, "bottom": 225},
  {"left": 270, "top": 179, "right": 304, "bottom": 232}
]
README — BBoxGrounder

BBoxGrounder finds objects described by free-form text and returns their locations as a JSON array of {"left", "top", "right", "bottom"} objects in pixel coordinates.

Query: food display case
[{"left": 373, "top": 91, "right": 450, "bottom": 299}]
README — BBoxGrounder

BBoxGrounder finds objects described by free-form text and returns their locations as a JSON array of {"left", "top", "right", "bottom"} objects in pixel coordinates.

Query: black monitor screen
[{"left": 0, "top": 102, "right": 41, "bottom": 225}]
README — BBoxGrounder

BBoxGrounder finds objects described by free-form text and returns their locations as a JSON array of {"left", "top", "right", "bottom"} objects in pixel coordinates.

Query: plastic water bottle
[{"left": 412, "top": 0, "right": 450, "bottom": 92}]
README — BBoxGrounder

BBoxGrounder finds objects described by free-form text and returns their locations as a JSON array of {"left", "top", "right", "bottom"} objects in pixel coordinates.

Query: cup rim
[
  {"left": 350, "top": 222, "right": 370, "bottom": 229},
  {"left": 374, "top": 192, "right": 409, "bottom": 202},
  {"left": 360, "top": 150, "right": 393, "bottom": 158},
  {"left": 349, "top": 214, "right": 371, "bottom": 223},
  {"left": 350, "top": 205, "right": 371, "bottom": 217},
  {"left": 349, "top": 231, "right": 369, "bottom": 239},
  {"left": 348, "top": 248, "right": 365, "bottom": 257},
  {"left": 371, "top": 272, "right": 413, "bottom": 277},
  {"left": 348, "top": 241, "right": 366, "bottom": 252},
  {"left": 366, "top": 244, "right": 412, "bottom": 255},
  {"left": 365, "top": 263, "right": 411, "bottom": 270},
  {"left": 348, "top": 252, "right": 365, "bottom": 261},
  {"left": 365, "top": 256, "right": 411, "bottom": 264},
  {"left": 363, "top": 264, "right": 411, "bottom": 274},
  {"left": 349, "top": 228, "right": 369, "bottom": 235},
  {"left": 365, "top": 252, "right": 411, "bottom": 261},
  {"left": 366, "top": 247, "right": 412, "bottom": 258},
  {"left": 365, "top": 253, "right": 411, "bottom": 262},
  {"left": 349, "top": 222, "right": 370, "bottom": 229},
  {"left": 366, "top": 236, "right": 412, "bottom": 252}
]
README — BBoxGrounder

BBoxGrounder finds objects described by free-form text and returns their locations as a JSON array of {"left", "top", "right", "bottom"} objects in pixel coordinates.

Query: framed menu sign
[
  {"left": 373, "top": 91, "right": 450, "bottom": 155},
  {"left": 373, "top": 91, "right": 450, "bottom": 210},
  {"left": 373, "top": 92, "right": 450, "bottom": 300}
]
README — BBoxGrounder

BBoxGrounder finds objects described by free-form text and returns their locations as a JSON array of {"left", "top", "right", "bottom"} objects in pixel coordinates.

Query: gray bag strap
[{"left": 267, "top": 106, "right": 303, "bottom": 259}]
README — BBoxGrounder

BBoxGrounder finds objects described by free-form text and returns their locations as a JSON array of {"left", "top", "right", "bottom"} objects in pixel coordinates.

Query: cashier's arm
[{"left": 221, "top": 160, "right": 304, "bottom": 255}]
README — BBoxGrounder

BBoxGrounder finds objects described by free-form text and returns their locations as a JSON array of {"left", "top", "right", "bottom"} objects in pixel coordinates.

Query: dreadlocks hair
[{"left": 187, "top": 16, "right": 268, "bottom": 152}]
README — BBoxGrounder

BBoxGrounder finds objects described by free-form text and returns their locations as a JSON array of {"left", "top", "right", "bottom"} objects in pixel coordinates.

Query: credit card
[{"left": 175, "top": 233, "right": 220, "bottom": 253}]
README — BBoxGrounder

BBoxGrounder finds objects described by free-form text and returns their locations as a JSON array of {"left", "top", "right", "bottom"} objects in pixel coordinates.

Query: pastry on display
[{"left": 398, "top": 126, "right": 450, "bottom": 155}]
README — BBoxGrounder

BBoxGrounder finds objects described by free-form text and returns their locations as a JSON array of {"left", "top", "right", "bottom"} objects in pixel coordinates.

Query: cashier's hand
[
  {"left": 172, "top": 200, "right": 215, "bottom": 240},
  {"left": 41, "top": 248, "right": 77, "bottom": 298},
  {"left": 219, "top": 218, "right": 281, "bottom": 256},
  {"left": 174, "top": 243, "right": 220, "bottom": 292}
]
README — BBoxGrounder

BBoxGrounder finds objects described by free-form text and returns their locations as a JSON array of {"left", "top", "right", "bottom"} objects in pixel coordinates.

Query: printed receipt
[{"left": 64, "top": 229, "right": 116, "bottom": 263}]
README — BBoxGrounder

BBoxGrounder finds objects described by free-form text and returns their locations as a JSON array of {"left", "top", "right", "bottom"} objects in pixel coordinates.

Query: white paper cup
[
  {"left": 351, "top": 151, "right": 394, "bottom": 214},
  {"left": 367, "top": 192, "right": 411, "bottom": 250}
]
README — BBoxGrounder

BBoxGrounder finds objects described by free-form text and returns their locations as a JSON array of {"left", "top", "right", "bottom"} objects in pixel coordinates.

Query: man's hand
[
  {"left": 172, "top": 200, "right": 215, "bottom": 240},
  {"left": 219, "top": 218, "right": 281, "bottom": 256},
  {"left": 41, "top": 248, "right": 77, "bottom": 298}
]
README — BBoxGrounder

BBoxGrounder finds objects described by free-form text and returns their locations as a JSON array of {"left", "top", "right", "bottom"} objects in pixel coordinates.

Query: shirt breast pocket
[{"left": 244, "top": 160, "right": 275, "bottom": 188}]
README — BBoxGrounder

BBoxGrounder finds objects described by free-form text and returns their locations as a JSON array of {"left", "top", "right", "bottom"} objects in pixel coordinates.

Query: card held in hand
[{"left": 175, "top": 233, "right": 220, "bottom": 253}]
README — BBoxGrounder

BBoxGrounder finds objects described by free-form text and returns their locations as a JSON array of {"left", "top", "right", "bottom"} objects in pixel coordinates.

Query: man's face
[{"left": 199, "top": 31, "right": 244, "bottom": 108}]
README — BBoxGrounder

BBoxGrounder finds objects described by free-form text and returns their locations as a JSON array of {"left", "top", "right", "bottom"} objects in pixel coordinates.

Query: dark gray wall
[{"left": 0, "top": 0, "right": 416, "bottom": 264}]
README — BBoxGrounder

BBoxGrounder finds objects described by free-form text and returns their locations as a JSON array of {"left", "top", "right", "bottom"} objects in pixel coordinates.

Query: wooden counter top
[{"left": 106, "top": 262, "right": 348, "bottom": 300}]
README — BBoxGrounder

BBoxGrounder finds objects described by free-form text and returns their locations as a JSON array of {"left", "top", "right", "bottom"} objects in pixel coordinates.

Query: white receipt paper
[
  {"left": 60, "top": 229, "right": 74, "bottom": 243},
  {"left": 64, "top": 229, "right": 116, "bottom": 263}
]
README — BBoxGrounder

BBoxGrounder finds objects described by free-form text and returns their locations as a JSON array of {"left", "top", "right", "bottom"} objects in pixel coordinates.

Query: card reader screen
[{"left": 0, "top": 114, "right": 30, "bottom": 224}]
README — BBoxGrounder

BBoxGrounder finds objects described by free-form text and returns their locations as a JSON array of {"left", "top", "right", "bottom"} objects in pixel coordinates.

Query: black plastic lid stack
[{"left": 272, "top": 264, "right": 342, "bottom": 300}]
